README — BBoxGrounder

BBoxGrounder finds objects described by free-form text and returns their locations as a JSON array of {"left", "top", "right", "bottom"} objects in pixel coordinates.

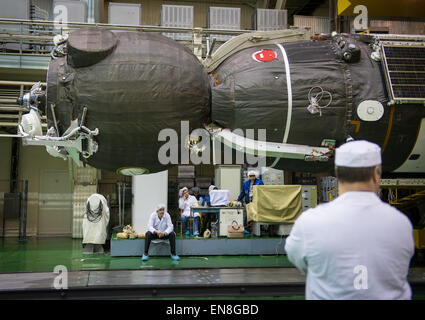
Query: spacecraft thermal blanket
[
  {"left": 46, "top": 28, "right": 210, "bottom": 173},
  {"left": 40, "top": 28, "right": 425, "bottom": 174},
  {"left": 211, "top": 39, "right": 423, "bottom": 172}
]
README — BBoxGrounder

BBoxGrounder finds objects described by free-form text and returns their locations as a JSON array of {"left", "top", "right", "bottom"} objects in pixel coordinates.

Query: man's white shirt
[
  {"left": 285, "top": 191, "right": 414, "bottom": 300},
  {"left": 147, "top": 211, "right": 174, "bottom": 236}
]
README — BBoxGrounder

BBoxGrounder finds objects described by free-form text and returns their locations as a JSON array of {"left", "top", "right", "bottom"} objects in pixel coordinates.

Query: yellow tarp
[{"left": 246, "top": 185, "right": 302, "bottom": 223}]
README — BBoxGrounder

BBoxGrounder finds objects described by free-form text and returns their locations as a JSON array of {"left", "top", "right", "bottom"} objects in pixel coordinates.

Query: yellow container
[{"left": 413, "top": 228, "right": 425, "bottom": 249}]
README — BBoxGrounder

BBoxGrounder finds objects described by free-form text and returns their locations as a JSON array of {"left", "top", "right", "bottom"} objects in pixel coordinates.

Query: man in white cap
[
  {"left": 238, "top": 170, "right": 264, "bottom": 233},
  {"left": 285, "top": 140, "right": 414, "bottom": 300},
  {"left": 179, "top": 187, "right": 200, "bottom": 236},
  {"left": 142, "top": 204, "right": 179, "bottom": 261}
]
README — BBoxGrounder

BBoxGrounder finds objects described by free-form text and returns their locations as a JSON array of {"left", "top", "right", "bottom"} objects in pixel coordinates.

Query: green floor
[
  {"left": 0, "top": 237, "right": 294, "bottom": 273},
  {"left": 1, "top": 237, "right": 424, "bottom": 300}
]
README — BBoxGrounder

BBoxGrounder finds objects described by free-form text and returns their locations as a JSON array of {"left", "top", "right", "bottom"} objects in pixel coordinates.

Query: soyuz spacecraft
[{"left": 17, "top": 27, "right": 425, "bottom": 175}]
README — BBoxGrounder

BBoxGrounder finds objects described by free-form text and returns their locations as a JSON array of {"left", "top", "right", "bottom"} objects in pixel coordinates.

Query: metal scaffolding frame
[{"left": 0, "top": 179, "right": 28, "bottom": 241}]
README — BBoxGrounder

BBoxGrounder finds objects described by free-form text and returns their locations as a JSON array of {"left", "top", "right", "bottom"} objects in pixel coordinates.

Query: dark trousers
[
  {"left": 243, "top": 208, "right": 248, "bottom": 227},
  {"left": 144, "top": 231, "right": 176, "bottom": 256},
  {"left": 242, "top": 202, "right": 251, "bottom": 227}
]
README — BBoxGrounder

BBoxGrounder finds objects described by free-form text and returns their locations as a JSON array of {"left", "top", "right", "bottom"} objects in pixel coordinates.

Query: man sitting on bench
[{"left": 142, "top": 204, "right": 180, "bottom": 261}]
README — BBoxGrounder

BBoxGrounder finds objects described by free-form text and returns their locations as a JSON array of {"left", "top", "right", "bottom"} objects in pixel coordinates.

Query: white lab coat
[
  {"left": 179, "top": 195, "right": 199, "bottom": 217},
  {"left": 82, "top": 194, "right": 110, "bottom": 244},
  {"left": 147, "top": 211, "right": 174, "bottom": 244},
  {"left": 147, "top": 211, "right": 174, "bottom": 235},
  {"left": 285, "top": 191, "right": 414, "bottom": 300}
]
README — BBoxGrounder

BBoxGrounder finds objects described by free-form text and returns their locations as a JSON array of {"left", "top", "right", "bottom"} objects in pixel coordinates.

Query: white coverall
[
  {"left": 83, "top": 194, "right": 110, "bottom": 244},
  {"left": 285, "top": 191, "right": 415, "bottom": 300},
  {"left": 147, "top": 211, "right": 174, "bottom": 244},
  {"left": 179, "top": 195, "right": 199, "bottom": 218}
]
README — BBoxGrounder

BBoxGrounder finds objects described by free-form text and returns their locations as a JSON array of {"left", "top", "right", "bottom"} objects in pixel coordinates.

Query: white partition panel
[{"left": 132, "top": 170, "right": 168, "bottom": 234}]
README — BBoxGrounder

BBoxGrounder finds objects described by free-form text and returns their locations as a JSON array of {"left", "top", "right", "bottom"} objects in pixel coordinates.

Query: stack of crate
[
  {"left": 177, "top": 165, "right": 195, "bottom": 190},
  {"left": 195, "top": 177, "right": 212, "bottom": 197}
]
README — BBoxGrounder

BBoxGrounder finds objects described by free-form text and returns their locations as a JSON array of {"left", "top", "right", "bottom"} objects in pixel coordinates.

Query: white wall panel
[{"left": 132, "top": 170, "right": 168, "bottom": 234}]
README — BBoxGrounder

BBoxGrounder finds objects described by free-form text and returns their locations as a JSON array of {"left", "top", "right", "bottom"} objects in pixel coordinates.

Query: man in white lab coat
[
  {"left": 142, "top": 204, "right": 179, "bottom": 261},
  {"left": 285, "top": 140, "right": 415, "bottom": 300}
]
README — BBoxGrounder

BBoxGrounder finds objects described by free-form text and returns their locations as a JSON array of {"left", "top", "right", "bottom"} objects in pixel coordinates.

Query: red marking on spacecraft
[{"left": 252, "top": 50, "right": 277, "bottom": 62}]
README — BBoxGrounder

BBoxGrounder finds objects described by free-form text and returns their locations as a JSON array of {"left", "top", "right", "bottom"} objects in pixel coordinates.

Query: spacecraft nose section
[{"left": 17, "top": 82, "right": 45, "bottom": 112}]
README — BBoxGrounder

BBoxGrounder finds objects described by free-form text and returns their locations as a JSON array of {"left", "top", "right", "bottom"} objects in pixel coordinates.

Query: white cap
[
  {"left": 156, "top": 203, "right": 166, "bottom": 211},
  {"left": 335, "top": 140, "right": 382, "bottom": 168},
  {"left": 179, "top": 187, "right": 188, "bottom": 197},
  {"left": 209, "top": 185, "right": 217, "bottom": 194},
  {"left": 248, "top": 170, "right": 258, "bottom": 177}
]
